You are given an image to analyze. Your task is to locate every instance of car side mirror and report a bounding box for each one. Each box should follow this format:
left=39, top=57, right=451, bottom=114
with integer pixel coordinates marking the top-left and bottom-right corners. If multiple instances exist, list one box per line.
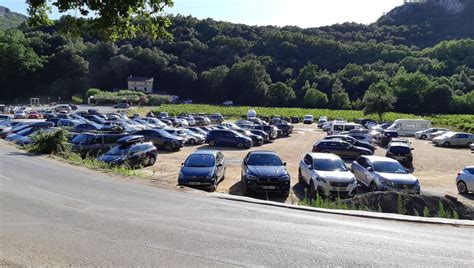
left=411, top=148, right=414, bottom=151
left=283, top=162, right=287, bottom=166
left=366, top=166, right=373, bottom=172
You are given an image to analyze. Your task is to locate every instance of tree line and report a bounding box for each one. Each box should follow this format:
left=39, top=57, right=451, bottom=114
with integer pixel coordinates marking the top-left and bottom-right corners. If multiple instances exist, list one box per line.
left=0, top=15, right=473, bottom=115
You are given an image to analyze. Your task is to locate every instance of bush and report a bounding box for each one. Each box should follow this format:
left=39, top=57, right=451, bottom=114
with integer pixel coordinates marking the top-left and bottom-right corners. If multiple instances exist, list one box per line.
left=86, top=88, right=102, bottom=97
left=71, top=95, right=83, bottom=104
left=138, top=95, right=149, bottom=106
left=148, top=94, right=172, bottom=106
left=28, top=129, right=71, bottom=155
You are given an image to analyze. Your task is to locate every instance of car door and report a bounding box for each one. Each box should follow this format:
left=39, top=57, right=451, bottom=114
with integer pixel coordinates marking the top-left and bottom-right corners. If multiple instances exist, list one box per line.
left=216, top=152, right=225, bottom=179
left=353, top=157, right=369, bottom=186
left=302, top=154, right=313, bottom=183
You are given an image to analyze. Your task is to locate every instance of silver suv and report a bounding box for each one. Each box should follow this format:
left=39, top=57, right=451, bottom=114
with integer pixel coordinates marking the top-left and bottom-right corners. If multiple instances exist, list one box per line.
left=432, top=132, right=473, bottom=147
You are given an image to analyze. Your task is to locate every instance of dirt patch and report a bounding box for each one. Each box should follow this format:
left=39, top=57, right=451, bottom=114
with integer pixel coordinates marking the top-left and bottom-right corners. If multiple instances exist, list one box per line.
left=342, top=192, right=474, bottom=220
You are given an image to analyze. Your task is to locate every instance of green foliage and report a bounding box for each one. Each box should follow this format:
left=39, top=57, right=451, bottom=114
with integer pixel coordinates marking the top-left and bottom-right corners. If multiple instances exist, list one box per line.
left=148, top=94, right=172, bottom=106
left=71, top=94, right=83, bottom=104
left=304, top=87, right=328, bottom=108
left=27, top=0, right=174, bottom=40
left=437, top=201, right=447, bottom=218
left=266, top=82, right=296, bottom=107
left=330, top=79, right=351, bottom=109
left=87, top=88, right=102, bottom=97
left=64, top=153, right=140, bottom=177
left=138, top=95, right=149, bottom=106
left=363, top=81, right=397, bottom=120
left=28, top=129, right=71, bottom=155
left=423, top=207, right=430, bottom=217
left=397, top=193, right=407, bottom=215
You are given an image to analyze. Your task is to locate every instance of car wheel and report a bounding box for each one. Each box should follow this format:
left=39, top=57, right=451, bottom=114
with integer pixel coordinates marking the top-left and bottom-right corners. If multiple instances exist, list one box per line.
left=209, top=140, right=215, bottom=147
left=308, top=181, right=316, bottom=200
left=370, top=182, right=378, bottom=192
left=457, top=181, right=468, bottom=194
left=163, top=142, right=173, bottom=151
left=298, top=169, right=305, bottom=185
left=420, top=135, right=427, bottom=140
left=467, top=142, right=472, bottom=148
left=189, top=138, right=196, bottom=145
left=443, top=141, right=450, bottom=147
left=147, top=156, right=156, bottom=166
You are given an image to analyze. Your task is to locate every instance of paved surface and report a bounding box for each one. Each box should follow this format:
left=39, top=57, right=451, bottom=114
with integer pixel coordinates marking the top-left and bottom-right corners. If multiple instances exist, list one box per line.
left=0, top=143, right=473, bottom=267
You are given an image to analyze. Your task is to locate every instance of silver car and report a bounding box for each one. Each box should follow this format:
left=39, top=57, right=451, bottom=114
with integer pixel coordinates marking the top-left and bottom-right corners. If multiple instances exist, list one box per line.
left=182, top=129, right=205, bottom=145
left=352, top=156, right=420, bottom=194
left=299, top=153, right=358, bottom=198
left=456, top=166, right=474, bottom=194
left=432, top=132, right=474, bottom=147
left=415, top=128, right=449, bottom=140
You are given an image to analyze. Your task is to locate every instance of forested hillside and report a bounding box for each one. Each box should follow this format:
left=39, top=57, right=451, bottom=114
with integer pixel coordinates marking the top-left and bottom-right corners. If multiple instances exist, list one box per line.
left=0, top=1, right=473, bottom=114
left=0, top=6, right=27, bottom=30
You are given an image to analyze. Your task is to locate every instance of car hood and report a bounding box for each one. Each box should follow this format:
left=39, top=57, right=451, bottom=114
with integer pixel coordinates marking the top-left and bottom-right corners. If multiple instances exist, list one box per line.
left=97, top=154, right=125, bottom=163
left=247, top=165, right=287, bottom=177
left=180, top=166, right=215, bottom=178
left=377, top=172, right=418, bottom=184
left=315, top=171, right=355, bottom=182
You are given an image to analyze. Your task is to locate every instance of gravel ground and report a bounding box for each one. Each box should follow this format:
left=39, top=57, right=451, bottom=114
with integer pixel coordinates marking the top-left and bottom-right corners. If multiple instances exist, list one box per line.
left=141, top=123, right=474, bottom=206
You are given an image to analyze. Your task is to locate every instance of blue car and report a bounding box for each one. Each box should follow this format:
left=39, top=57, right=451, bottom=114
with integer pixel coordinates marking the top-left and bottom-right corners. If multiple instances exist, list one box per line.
left=206, top=130, right=252, bottom=149
left=178, top=150, right=226, bottom=191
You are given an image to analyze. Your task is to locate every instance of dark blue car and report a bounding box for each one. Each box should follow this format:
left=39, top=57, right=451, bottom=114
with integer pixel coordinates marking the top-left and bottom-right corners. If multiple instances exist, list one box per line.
left=97, top=135, right=158, bottom=168
left=206, top=130, right=252, bottom=148
left=178, top=150, right=226, bottom=191
left=312, top=140, right=372, bottom=158
left=241, top=151, right=290, bottom=196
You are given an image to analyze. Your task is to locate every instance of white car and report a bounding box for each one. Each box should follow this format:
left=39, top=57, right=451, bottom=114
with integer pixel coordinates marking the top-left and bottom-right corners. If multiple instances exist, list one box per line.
left=303, top=115, right=314, bottom=124
left=415, top=128, right=449, bottom=140
left=299, top=153, right=358, bottom=198
left=456, top=166, right=474, bottom=194
left=14, top=111, right=27, bottom=119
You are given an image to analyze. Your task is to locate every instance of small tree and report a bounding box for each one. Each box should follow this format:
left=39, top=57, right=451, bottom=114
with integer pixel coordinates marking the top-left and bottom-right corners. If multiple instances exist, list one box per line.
left=86, top=88, right=102, bottom=97
left=266, top=82, right=296, bottom=107
left=71, top=95, right=83, bottom=104
left=330, top=79, right=351, bottom=109
left=362, top=81, right=397, bottom=120
left=304, top=87, right=328, bottom=108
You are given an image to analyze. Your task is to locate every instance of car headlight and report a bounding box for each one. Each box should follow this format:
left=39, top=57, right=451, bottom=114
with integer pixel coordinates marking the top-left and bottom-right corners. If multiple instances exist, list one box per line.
left=380, top=178, right=394, bottom=187
left=246, top=174, right=257, bottom=180
left=206, top=173, right=214, bottom=179
left=179, top=171, right=184, bottom=179
left=280, top=174, right=290, bottom=180
left=315, top=177, right=327, bottom=183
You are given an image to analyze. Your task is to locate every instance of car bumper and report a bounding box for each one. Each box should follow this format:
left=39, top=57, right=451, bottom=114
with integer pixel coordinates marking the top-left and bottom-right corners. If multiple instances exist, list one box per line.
left=178, top=178, right=215, bottom=188
left=317, top=182, right=358, bottom=197
left=244, top=179, right=290, bottom=193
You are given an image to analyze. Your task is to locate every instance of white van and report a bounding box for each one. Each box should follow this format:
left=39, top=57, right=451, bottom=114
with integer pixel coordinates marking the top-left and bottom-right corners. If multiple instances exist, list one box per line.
left=247, top=109, right=257, bottom=119
left=329, top=122, right=364, bottom=135
left=387, top=119, right=431, bottom=136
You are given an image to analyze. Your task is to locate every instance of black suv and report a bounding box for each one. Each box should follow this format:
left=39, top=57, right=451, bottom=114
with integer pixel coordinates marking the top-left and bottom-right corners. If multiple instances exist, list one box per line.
left=134, top=129, right=184, bottom=151
left=386, top=142, right=414, bottom=168
left=312, top=140, right=372, bottom=158
left=97, top=136, right=158, bottom=168
left=71, top=133, right=128, bottom=157
left=324, top=135, right=375, bottom=153
left=253, top=125, right=278, bottom=140
left=274, top=123, right=293, bottom=137
left=206, top=130, right=252, bottom=148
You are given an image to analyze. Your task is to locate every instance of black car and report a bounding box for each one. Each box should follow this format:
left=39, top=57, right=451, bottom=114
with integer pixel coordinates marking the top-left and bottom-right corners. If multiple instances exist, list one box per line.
left=84, top=115, right=107, bottom=124
left=73, top=123, right=101, bottom=133
left=253, top=125, right=278, bottom=140
left=114, top=103, right=130, bottom=109
left=377, top=130, right=399, bottom=147
left=324, top=135, right=375, bottom=153
left=97, top=135, right=157, bottom=168
left=312, top=140, right=372, bottom=158
left=45, top=118, right=61, bottom=127
left=208, top=113, right=224, bottom=124
left=241, top=151, right=290, bottom=196
left=71, top=133, right=128, bottom=157
left=206, top=129, right=252, bottom=148
left=386, top=142, right=414, bottom=168
left=274, top=123, right=293, bottom=137
left=290, top=117, right=300, bottom=124
left=178, top=150, right=226, bottom=191
left=250, top=129, right=270, bottom=143
left=234, top=129, right=264, bottom=146
left=248, top=117, right=267, bottom=126
left=134, top=129, right=184, bottom=151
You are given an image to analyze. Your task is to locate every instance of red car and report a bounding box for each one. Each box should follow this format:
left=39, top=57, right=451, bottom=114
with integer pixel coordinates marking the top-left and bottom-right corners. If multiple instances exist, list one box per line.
left=28, top=111, right=42, bottom=119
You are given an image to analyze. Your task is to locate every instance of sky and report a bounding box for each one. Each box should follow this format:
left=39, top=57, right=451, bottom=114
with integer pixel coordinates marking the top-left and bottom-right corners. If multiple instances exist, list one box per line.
left=3, top=0, right=404, bottom=28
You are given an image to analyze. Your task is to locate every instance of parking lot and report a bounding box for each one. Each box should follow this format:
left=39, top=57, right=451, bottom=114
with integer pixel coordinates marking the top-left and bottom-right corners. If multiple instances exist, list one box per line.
left=138, top=123, right=474, bottom=206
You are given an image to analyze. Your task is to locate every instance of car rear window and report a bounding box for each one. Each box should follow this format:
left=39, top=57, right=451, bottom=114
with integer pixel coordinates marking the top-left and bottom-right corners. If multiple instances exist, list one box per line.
left=465, top=168, right=474, bottom=175
left=389, top=146, right=411, bottom=154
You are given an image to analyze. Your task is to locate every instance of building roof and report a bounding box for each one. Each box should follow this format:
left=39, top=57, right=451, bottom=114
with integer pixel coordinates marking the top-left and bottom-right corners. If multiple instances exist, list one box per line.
left=127, top=76, right=154, bottom=82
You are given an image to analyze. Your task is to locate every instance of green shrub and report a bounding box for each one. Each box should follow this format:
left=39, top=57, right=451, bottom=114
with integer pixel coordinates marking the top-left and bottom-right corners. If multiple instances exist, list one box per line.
left=28, top=129, right=71, bottom=155
left=71, top=95, right=83, bottom=104
left=87, top=88, right=102, bottom=97
left=148, top=94, right=172, bottom=106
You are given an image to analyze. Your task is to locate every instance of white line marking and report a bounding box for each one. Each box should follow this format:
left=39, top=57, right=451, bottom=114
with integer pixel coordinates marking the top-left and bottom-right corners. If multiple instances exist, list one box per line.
left=0, top=174, right=13, bottom=181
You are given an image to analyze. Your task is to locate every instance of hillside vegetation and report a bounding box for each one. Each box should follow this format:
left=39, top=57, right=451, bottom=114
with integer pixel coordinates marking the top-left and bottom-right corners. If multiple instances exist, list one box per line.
left=0, top=2, right=473, bottom=116
left=0, top=6, right=26, bottom=30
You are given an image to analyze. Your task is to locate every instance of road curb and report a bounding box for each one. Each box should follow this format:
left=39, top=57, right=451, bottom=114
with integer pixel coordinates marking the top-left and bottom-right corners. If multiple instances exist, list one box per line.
left=212, top=193, right=474, bottom=227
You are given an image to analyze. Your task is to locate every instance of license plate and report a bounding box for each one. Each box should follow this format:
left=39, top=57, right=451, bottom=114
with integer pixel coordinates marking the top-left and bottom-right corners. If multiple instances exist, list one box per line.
left=188, top=182, right=201, bottom=186
left=262, top=186, right=276, bottom=190
left=395, top=157, right=405, bottom=160
left=332, top=187, right=346, bottom=191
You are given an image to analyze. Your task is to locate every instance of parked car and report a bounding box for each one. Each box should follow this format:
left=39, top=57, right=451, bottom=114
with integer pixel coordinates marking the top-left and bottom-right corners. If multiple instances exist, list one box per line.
left=134, top=129, right=185, bottom=151
left=84, top=115, right=107, bottom=124
left=352, top=156, right=420, bottom=194
left=324, top=135, right=375, bottom=153
left=253, top=125, right=278, bottom=140
left=241, top=151, right=290, bottom=196
left=249, top=129, right=270, bottom=143
left=274, top=123, right=293, bottom=137
left=16, top=127, right=61, bottom=145
left=386, top=119, right=431, bottom=136
left=317, top=116, right=328, bottom=128
left=178, top=150, right=226, bottom=191
left=206, top=129, right=252, bottom=148
left=72, top=123, right=102, bottom=133
left=194, top=116, right=211, bottom=126
left=27, top=111, right=42, bottom=119
left=312, top=140, right=372, bottom=158
left=182, top=129, right=206, bottom=145
left=471, top=143, right=474, bottom=152
left=329, top=123, right=364, bottom=136
left=432, top=132, right=474, bottom=147
left=223, top=101, right=234, bottom=106
left=415, top=128, right=449, bottom=140
left=0, top=115, right=11, bottom=122
left=234, top=129, right=264, bottom=146
left=248, top=117, right=267, bottom=126
left=208, top=113, right=224, bottom=124
left=71, top=133, right=129, bottom=157
left=97, top=135, right=157, bottom=168
left=14, top=110, right=27, bottom=119
left=301, top=115, right=313, bottom=124
left=456, top=166, right=474, bottom=194
left=5, top=127, right=37, bottom=143
left=386, top=142, right=414, bottom=168
left=299, top=153, right=358, bottom=198
left=376, top=130, right=399, bottom=147
left=290, top=117, right=300, bottom=124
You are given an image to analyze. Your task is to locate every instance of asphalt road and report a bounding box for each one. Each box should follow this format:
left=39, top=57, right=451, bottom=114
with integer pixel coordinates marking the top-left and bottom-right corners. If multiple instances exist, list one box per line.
left=0, top=143, right=473, bottom=267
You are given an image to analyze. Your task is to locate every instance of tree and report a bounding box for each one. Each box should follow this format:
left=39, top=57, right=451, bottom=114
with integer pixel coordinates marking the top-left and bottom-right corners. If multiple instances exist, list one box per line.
left=362, top=81, right=397, bottom=120
left=330, top=79, right=351, bottom=109
left=86, top=88, right=102, bottom=97
left=201, top=65, right=229, bottom=102
left=422, top=84, right=452, bottom=114
left=266, top=82, right=296, bottom=107
left=303, top=87, right=328, bottom=108
left=27, top=0, right=175, bottom=40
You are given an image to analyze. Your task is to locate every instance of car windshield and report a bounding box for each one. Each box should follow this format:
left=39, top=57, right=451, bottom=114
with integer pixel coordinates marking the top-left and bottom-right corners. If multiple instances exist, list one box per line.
left=389, top=146, right=411, bottom=154
left=185, top=154, right=215, bottom=167
left=247, top=154, right=283, bottom=166
left=106, top=145, right=131, bottom=156
left=314, top=159, right=348, bottom=172
left=373, top=161, right=407, bottom=174
left=17, top=127, right=33, bottom=136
